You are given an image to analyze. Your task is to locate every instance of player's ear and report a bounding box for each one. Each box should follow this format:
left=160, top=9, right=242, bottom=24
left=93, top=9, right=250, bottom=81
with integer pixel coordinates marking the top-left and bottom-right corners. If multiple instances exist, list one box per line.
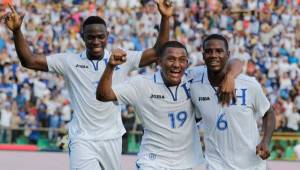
left=80, top=25, right=84, bottom=39
left=80, top=28, right=84, bottom=39
left=226, top=50, right=230, bottom=59
left=157, top=55, right=163, bottom=66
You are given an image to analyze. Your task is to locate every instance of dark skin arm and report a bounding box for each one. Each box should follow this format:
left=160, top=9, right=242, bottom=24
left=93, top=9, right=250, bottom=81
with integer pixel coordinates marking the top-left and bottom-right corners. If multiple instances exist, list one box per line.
left=218, top=58, right=243, bottom=105
left=96, top=49, right=126, bottom=102
left=256, top=107, right=275, bottom=160
left=96, top=65, right=117, bottom=102
left=2, top=3, right=48, bottom=71
left=138, top=0, right=173, bottom=67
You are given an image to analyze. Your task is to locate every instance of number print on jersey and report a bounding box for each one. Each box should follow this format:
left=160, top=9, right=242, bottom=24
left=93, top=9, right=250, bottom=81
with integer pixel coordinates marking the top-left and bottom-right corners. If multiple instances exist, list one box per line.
left=216, top=113, right=227, bottom=130
left=168, top=111, right=187, bottom=128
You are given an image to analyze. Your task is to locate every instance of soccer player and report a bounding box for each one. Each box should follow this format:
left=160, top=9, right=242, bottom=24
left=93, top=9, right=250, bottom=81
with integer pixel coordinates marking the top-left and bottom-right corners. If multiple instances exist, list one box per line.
left=1, top=1, right=173, bottom=170
left=190, top=34, right=275, bottom=170
left=96, top=41, right=243, bottom=169
left=97, top=41, right=204, bottom=169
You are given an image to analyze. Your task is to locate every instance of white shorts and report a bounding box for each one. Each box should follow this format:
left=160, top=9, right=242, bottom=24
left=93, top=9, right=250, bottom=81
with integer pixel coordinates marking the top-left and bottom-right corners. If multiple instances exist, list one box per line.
left=68, top=137, right=122, bottom=170
left=136, top=164, right=192, bottom=170
left=205, top=160, right=266, bottom=170
left=136, top=157, right=193, bottom=170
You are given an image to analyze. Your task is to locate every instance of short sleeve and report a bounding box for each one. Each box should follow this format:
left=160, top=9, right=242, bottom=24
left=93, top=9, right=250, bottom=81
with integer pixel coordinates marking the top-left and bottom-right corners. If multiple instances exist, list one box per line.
left=112, top=76, right=140, bottom=105
left=253, top=82, right=270, bottom=118
left=46, top=53, right=68, bottom=75
left=123, top=49, right=142, bottom=71
left=186, top=65, right=207, bottom=80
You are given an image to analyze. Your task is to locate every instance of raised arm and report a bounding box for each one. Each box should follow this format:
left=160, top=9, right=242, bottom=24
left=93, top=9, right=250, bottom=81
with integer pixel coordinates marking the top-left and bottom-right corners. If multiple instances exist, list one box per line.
left=2, top=3, right=48, bottom=71
left=96, top=49, right=127, bottom=102
left=218, top=58, right=243, bottom=105
left=138, top=0, right=173, bottom=67
left=256, top=107, right=275, bottom=160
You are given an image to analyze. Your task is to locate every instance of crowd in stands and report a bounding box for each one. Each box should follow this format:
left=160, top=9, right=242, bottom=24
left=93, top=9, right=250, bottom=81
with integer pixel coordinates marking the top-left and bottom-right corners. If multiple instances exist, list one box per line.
left=0, top=0, right=300, bottom=158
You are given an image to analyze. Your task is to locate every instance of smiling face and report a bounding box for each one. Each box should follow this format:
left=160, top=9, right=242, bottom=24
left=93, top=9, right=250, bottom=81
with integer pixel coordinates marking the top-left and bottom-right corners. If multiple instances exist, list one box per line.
left=83, top=23, right=108, bottom=59
left=159, top=47, right=188, bottom=86
left=203, top=39, right=229, bottom=73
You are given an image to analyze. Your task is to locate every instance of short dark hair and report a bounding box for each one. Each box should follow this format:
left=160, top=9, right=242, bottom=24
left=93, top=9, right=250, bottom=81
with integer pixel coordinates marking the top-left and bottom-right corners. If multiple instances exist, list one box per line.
left=202, top=34, right=229, bottom=50
left=82, top=16, right=107, bottom=30
left=158, top=41, right=188, bottom=58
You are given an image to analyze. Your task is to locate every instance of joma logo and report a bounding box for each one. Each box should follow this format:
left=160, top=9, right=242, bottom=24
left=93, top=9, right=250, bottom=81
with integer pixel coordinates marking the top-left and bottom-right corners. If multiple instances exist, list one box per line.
left=75, top=64, right=89, bottom=68
left=198, top=96, right=210, bottom=101
left=150, top=94, right=165, bottom=99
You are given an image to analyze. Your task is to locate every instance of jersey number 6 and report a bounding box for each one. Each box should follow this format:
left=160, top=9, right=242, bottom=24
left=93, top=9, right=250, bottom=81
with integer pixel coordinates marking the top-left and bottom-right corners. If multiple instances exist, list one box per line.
left=217, top=113, right=228, bottom=130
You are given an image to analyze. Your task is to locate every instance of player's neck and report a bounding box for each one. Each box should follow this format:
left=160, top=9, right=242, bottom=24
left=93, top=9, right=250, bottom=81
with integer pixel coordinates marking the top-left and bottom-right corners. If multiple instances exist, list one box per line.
left=160, top=71, right=180, bottom=87
left=207, top=70, right=225, bottom=87
left=86, top=52, right=104, bottom=60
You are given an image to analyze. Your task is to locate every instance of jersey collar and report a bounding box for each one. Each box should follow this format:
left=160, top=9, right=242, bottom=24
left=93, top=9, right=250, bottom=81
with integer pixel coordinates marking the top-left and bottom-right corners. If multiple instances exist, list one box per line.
left=79, top=49, right=110, bottom=61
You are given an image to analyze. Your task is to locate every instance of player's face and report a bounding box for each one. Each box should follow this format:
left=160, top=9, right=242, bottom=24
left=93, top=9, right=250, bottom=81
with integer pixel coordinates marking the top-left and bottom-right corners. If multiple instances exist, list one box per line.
left=159, top=47, right=188, bottom=86
left=203, top=39, right=229, bottom=73
left=83, top=24, right=108, bottom=59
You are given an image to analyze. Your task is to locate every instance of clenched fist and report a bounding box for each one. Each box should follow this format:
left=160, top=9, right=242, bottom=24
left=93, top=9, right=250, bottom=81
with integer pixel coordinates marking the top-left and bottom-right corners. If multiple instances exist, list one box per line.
left=108, top=49, right=127, bottom=67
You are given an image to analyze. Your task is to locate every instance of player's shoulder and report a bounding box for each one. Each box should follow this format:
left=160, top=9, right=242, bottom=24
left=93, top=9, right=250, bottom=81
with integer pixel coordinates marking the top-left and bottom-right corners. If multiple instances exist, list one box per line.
left=186, top=65, right=207, bottom=83
left=115, top=48, right=142, bottom=56
left=127, top=73, right=153, bottom=84
left=236, top=74, right=260, bottom=87
left=186, top=65, right=207, bottom=77
left=49, top=51, right=78, bottom=58
left=47, top=52, right=80, bottom=66
left=187, top=66, right=208, bottom=85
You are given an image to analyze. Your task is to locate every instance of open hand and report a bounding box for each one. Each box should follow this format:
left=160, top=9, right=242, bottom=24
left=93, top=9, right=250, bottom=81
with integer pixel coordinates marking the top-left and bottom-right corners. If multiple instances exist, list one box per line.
left=156, top=0, right=174, bottom=18
left=1, top=3, right=25, bottom=32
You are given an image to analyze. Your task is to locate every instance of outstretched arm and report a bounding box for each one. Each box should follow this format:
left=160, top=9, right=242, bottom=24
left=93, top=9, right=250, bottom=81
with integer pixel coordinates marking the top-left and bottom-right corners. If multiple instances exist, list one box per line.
left=139, top=0, right=173, bottom=67
left=96, top=49, right=127, bottom=102
left=256, top=107, right=275, bottom=160
left=2, top=3, right=48, bottom=71
left=218, top=58, right=243, bottom=105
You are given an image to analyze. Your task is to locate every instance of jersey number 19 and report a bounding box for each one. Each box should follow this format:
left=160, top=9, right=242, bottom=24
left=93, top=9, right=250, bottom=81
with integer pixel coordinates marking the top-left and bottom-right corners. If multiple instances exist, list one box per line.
left=168, top=111, right=187, bottom=129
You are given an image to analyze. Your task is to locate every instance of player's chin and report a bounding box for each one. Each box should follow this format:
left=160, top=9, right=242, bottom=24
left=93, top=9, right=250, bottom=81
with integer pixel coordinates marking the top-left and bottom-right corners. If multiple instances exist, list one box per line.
left=208, top=66, right=222, bottom=73
left=90, top=51, right=104, bottom=58
left=167, top=78, right=181, bottom=86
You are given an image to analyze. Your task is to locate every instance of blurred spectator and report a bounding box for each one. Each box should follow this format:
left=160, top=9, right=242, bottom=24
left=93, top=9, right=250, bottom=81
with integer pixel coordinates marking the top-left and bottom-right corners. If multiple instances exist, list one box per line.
left=294, top=141, right=300, bottom=161
left=285, top=106, right=300, bottom=132
left=0, top=102, right=12, bottom=143
left=48, top=108, right=63, bottom=140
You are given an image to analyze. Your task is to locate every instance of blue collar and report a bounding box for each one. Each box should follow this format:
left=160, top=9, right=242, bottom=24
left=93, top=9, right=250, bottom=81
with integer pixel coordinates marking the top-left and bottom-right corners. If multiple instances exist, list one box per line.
left=79, top=49, right=110, bottom=61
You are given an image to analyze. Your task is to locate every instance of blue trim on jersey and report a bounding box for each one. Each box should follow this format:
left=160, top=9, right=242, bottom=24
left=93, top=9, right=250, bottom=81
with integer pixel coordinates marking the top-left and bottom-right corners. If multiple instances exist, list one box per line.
left=154, top=74, right=156, bottom=83
left=201, top=72, right=205, bottom=83
left=90, top=60, right=99, bottom=71
left=192, top=72, right=206, bottom=83
left=136, top=161, right=140, bottom=170
left=79, top=51, right=87, bottom=60
left=103, top=58, right=120, bottom=70
left=68, top=139, right=71, bottom=156
left=166, top=85, right=179, bottom=101
left=103, top=58, right=108, bottom=65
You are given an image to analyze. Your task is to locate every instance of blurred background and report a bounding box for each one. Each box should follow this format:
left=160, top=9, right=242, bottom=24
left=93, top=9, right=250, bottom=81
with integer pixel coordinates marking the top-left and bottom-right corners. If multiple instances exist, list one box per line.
left=0, top=0, right=300, bottom=169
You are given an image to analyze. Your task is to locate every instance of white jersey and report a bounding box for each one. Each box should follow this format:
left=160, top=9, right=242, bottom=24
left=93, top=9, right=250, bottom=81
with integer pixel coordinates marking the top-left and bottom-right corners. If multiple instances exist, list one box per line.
left=190, top=70, right=270, bottom=170
left=112, top=71, right=204, bottom=169
left=46, top=49, right=142, bottom=140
